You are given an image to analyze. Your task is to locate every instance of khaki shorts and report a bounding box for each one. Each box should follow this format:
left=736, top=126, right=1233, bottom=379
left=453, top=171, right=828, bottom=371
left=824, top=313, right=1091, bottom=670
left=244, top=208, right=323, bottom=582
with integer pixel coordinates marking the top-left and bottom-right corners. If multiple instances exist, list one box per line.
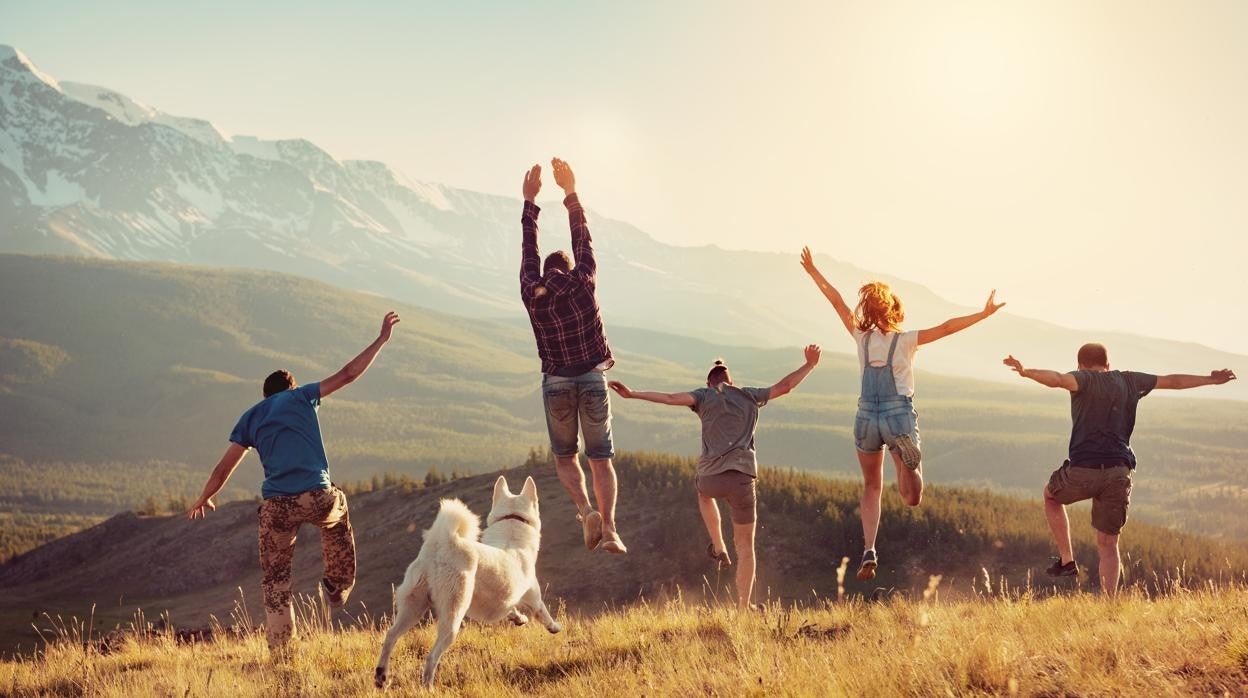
left=696, top=470, right=757, bottom=525
left=1046, top=462, right=1132, bottom=535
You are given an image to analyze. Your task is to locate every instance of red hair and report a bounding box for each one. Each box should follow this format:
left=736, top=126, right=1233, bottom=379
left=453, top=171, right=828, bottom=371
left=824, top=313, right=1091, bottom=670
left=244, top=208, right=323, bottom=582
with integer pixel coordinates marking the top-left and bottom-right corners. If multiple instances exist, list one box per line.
left=854, top=282, right=905, bottom=333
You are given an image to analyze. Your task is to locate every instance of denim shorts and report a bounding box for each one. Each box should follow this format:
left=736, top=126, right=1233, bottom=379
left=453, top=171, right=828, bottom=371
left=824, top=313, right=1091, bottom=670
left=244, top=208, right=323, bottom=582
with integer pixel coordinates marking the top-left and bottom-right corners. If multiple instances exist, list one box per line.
left=542, top=371, right=614, bottom=459
left=854, top=398, right=920, bottom=454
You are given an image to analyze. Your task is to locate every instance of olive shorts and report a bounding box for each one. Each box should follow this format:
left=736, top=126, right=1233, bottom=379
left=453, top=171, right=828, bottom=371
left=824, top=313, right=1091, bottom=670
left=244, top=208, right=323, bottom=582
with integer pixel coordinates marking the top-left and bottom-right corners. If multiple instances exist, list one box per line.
left=696, top=469, right=757, bottom=525
left=1046, top=462, right=1133, bottom=535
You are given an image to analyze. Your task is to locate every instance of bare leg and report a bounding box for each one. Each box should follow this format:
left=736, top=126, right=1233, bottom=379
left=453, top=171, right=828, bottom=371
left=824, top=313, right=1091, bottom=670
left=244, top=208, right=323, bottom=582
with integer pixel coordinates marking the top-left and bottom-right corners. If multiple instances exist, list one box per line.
left=1044, top=487, right=1074, bottom=564
left=1096, top=530, right=1121, bottom=596
left=587, top=458, right=619, bottom=533
left=732, top=520, right=756, bottom=610
left=857, top=450, right=885, bottom=550
left=554, top=454, right=592, bottom=516
left=891, top=450, right=923, bottom=507
left=698, top=493, right=728, bottom=558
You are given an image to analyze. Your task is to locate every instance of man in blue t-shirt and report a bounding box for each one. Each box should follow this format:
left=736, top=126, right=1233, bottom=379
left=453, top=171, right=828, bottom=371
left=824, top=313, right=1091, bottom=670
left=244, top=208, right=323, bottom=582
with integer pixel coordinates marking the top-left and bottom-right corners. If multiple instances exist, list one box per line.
left=1004, top=343, right=1235, bottom=596
left=188, top=311, right=401, bottom=652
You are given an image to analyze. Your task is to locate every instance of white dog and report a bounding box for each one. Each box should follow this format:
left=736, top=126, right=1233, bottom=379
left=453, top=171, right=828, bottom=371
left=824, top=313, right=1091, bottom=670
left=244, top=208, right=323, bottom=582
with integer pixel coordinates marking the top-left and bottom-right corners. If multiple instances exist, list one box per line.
left=374, top=475, right=561, bottom=688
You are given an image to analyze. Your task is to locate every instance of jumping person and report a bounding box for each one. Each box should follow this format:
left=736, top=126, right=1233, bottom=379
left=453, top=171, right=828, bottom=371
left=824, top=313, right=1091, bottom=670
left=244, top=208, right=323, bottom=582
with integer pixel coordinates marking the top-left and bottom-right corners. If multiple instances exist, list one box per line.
left=187, top=311, right=401, bottom=652
left=607, top=345, right=821, bottom=610
left=799, top=247, right=1004, bottom=581
left=1004, top=345, right=1236, bottom=595
left=520, top=159, right=626, bottom=554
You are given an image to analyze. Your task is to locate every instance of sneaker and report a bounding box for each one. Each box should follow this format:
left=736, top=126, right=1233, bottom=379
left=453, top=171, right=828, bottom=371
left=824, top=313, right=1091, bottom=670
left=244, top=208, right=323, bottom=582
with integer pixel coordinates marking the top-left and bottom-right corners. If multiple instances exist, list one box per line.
left=1045, top=558, right=1078, bottom=578
left=577, top=510, right=603, bottom=550
left=321, top=578, right=350, bottom=607
left=892, top=434, right=922, bottom=471
left=856, top=549, right=878, bottom=581
left=707, top=543, right=732, bottom=570
left=597, top=530, right=628, bottom=554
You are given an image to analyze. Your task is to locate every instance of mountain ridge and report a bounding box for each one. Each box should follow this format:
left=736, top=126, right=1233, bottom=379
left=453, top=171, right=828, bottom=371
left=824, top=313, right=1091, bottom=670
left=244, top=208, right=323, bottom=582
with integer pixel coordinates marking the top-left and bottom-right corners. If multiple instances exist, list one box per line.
left=2, top=44, right=1244, bottom=396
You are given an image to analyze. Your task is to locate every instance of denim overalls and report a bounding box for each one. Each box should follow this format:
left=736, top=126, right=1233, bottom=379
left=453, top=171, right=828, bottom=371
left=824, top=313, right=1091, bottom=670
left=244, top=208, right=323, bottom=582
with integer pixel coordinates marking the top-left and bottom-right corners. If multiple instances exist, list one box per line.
left=853, top=331, right=920, bottom=454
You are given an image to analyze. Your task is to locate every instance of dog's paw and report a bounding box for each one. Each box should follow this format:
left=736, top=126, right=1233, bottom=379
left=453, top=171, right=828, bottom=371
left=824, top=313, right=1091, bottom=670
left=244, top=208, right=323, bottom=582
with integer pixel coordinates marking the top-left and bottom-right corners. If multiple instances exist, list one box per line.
left=546, top=621, right=562, bottom=634
left=509, top=612, right=530, bottom=627
left=374, top=667, right=388, bottom=689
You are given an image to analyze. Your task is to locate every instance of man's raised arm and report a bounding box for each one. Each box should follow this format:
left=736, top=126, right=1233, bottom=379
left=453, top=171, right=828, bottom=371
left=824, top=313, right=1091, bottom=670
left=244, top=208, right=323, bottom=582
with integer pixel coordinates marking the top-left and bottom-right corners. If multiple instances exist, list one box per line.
left=552, top=158, right=596, bottom=281
left=608, top=381, right=696, bottom=407
left=520, top=164, right=544, bottom=300
left=1003, top=355, right=1079, bottom=391
left=319, top=312, right=401, bottom=398
left=769, top=344, right=822, bottom=400
left=1155, top=369, right=1237, bottom=390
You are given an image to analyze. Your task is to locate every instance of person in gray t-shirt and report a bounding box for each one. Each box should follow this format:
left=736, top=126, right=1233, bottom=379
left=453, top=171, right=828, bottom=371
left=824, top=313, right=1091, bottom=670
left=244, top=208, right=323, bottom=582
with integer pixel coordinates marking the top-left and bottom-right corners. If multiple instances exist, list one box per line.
left=609, top=344, right=821, bottom=610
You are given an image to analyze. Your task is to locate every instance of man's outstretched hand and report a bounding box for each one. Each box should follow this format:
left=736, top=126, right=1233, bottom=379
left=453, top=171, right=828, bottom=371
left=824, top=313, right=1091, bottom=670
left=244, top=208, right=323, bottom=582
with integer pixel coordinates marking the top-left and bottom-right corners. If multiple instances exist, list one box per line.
left=1211, top=369, right=1238, bottom=384
left=1003, top=355, right=1025, bottom=375
left=523, top=164, right=542, bottom=203
left=607, top=380, right=632, bottom=399
left=552, top=158, right=576, bottom=196
left=379, top=311, right=401, bottom=342
left=804, top=344, right=822, bottom=366
left=186, top=497, right=215, bottom=520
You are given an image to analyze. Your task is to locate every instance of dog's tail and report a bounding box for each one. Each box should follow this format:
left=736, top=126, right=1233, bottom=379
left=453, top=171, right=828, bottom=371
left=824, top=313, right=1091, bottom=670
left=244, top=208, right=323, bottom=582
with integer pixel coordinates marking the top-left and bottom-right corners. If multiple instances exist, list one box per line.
left=423, top=498, right=481, bottom=548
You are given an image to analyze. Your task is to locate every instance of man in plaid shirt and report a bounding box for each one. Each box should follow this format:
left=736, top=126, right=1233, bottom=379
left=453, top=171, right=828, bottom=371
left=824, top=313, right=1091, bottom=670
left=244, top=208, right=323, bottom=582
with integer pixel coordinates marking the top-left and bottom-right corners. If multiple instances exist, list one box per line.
left=519, top=158, right=626, bottom=554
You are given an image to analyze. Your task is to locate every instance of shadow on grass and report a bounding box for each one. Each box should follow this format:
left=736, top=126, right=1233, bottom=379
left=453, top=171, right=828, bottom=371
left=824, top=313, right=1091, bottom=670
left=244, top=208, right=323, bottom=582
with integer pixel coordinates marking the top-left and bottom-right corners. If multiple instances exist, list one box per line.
left=505, top=643, right=646, bottom=689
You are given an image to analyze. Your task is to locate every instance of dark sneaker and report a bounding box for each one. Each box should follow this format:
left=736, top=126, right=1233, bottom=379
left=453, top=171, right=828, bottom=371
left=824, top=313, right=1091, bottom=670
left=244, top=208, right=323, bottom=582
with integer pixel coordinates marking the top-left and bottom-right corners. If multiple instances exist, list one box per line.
left=892, top=434, right=922, bottom=471
left=856, top=549, right=878, bottom=581
left=707, top=543, right=732, bottom=570
left=1045, top=558, right=1078, bottom=578
left=321, top=578, right=350, bottom=607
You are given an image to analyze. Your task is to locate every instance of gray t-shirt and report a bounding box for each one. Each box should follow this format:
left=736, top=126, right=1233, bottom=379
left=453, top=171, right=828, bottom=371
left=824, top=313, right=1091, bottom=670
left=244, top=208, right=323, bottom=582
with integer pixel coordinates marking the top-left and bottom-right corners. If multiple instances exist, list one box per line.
left=689, top=384, right=771, bottom=478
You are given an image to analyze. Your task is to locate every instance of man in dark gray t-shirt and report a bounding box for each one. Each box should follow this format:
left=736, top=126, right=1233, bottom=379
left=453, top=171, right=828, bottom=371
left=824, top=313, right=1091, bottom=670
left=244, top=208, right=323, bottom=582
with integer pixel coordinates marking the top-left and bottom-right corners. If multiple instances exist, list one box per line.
left=609, top=344, right=821, bottom=611
left=1005, top=342, right=1235, bottom=596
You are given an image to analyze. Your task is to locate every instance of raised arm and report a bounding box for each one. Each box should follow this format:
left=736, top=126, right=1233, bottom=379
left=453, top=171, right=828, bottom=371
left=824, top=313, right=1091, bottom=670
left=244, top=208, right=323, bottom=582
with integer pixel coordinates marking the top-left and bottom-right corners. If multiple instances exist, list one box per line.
left=553, top=158, right=596, bottom=281
left=520, top=164, right=545, bottom=300
left=800, top=247, right=854, bottom=337
left=319, top=311, right=401, bottom=398
left=769, top=344, right=822, bottom=400
left=917, top=290, right=1005, bottom=345
left=1003, top=355, right=1078, bottom=391
left=1155, top=369, right=1236, bottom=390
left=608, top=380, right=696, bottom=407
left=187, top=442, right=248, bottom=519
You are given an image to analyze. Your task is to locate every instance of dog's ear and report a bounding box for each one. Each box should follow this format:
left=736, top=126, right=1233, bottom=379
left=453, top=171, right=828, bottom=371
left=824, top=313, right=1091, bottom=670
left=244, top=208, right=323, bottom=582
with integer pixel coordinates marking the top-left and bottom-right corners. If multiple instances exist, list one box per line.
left=520, top=476, right=538, bottom=502
left=493, top=475, right=511, bottom=502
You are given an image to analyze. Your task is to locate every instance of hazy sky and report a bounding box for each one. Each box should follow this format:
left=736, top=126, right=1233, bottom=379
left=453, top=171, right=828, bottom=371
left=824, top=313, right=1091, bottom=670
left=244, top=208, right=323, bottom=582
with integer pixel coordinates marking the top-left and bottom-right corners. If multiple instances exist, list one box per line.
left=4, top=1, right=1246, bottom=353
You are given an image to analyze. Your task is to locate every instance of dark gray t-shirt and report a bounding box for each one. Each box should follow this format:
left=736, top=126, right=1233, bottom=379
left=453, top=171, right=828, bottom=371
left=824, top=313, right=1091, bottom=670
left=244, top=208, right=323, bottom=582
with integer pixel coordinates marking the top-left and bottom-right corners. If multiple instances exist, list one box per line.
left=689, top=384, right=770, bottom=477
left=1068, top=370, right=1157, bottom=468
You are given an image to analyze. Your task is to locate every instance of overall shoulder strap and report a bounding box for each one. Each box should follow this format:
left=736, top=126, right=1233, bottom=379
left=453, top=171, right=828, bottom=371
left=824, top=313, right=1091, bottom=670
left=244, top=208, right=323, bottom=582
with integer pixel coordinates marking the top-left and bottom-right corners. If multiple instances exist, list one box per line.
left=861, top=329, right=873, bottom=364
left=885, top=332, right=902, bottom=367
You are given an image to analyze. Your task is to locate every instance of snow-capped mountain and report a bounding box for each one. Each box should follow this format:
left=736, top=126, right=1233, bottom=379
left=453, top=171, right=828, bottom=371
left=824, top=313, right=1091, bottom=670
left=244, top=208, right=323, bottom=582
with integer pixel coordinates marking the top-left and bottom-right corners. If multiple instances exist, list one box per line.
left=2, top=45, right=1244, bottom=394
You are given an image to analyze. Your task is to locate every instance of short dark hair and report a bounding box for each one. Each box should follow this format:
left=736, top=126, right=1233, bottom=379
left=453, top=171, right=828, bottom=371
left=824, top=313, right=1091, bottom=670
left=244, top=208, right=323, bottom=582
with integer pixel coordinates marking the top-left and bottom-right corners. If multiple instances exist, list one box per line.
left=707, top=359, right=730, bottom=387
left=263, top=369, right=295, bottom=397
left=1077, top=343, right=1109, bottom=369
left=544, top=251, right=573, bottom=276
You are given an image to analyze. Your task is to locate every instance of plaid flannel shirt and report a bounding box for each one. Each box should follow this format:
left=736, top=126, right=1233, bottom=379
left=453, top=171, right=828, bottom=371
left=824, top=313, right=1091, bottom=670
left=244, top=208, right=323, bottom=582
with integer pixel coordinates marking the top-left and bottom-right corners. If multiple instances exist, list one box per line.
left=520, top=193, right=613, bottom=375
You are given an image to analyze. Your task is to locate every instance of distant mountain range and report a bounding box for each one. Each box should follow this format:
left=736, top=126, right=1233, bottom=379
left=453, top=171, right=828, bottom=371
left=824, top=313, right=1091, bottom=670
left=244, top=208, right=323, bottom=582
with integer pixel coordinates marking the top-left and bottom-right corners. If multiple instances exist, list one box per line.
left=1, top=45, right=1244, bottom=396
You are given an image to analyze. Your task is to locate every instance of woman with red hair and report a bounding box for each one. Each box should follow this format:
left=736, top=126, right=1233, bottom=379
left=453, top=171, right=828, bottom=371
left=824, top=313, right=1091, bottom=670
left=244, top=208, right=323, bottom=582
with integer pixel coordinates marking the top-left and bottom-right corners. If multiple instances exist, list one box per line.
left=800, top=247, right=1005, bottom=581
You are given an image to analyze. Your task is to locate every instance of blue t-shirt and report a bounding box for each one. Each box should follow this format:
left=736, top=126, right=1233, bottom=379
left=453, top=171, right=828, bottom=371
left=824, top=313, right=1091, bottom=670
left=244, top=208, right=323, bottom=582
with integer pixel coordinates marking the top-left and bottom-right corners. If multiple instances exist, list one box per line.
left=230, top=382, right=332, bottom=499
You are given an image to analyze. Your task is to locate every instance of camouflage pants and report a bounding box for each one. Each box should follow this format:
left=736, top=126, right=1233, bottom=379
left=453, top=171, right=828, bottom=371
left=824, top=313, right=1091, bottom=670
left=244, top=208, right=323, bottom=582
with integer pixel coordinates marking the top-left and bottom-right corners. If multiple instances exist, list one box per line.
left=258, top=486, right=356, bottom=651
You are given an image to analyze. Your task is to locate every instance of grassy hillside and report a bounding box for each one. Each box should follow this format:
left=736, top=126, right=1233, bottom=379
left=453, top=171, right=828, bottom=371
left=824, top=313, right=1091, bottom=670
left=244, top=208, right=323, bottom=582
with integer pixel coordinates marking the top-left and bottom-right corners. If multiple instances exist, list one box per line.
left=3, top=453, right=1246, bottom=656
left=6, top=588, right=1248, bottom=696
left=0, top=253, right=1245, bottom=549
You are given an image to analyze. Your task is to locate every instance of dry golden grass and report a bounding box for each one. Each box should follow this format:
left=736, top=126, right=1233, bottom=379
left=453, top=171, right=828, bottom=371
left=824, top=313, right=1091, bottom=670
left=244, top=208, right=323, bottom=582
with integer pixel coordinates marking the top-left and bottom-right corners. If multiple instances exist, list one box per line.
left=5, top=584, right=1248, bottom=697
